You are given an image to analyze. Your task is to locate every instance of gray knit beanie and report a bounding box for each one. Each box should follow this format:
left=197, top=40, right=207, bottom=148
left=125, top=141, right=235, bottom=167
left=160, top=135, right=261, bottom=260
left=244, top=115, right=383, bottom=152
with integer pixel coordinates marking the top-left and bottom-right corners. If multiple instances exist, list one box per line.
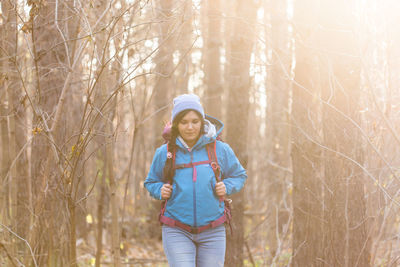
left=171, top=94, right=205, bottom=122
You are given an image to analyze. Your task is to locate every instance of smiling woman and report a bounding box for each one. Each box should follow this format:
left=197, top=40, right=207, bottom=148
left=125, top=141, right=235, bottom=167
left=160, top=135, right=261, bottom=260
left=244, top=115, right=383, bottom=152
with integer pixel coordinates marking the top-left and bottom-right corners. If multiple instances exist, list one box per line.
left=177, top=111, right=202, bottom=148
left=170, top=94, right=206, bottom=149
left=144, top=94, right=247, bottom=267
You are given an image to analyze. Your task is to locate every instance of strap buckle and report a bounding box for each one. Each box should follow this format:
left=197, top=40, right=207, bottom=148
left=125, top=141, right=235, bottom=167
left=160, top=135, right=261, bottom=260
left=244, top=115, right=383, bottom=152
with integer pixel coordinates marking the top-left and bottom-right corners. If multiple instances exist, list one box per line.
left=191, top=226, right=200, bottom=234
left=210, top=162, right=219, bottom=171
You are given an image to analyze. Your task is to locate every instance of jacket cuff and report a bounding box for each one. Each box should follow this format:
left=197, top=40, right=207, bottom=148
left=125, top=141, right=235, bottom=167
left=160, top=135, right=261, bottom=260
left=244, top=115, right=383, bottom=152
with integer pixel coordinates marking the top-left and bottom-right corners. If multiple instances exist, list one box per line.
left=224, top=181, right=232, bottom=196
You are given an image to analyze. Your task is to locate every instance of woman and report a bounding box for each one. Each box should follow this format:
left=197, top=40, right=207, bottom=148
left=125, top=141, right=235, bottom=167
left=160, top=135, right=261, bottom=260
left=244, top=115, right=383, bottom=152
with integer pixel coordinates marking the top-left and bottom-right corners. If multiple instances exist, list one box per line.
left=144, top=94, right=247, bottom=267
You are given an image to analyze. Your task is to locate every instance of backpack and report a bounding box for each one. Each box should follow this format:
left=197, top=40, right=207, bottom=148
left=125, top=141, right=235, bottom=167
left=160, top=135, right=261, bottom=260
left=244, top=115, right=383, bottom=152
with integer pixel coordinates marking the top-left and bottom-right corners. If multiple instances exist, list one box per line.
left=159, top=139, right=233, bottom=234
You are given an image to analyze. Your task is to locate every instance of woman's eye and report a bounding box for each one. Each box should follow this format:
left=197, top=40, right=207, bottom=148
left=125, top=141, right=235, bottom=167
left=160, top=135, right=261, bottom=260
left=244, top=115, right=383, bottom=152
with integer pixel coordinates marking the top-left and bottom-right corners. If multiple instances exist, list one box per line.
left=179, top=119, right=200, bottom=127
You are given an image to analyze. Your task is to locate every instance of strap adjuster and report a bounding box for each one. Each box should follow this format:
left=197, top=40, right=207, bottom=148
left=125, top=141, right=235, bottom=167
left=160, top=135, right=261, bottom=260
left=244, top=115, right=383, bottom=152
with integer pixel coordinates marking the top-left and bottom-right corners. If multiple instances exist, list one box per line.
left=210, top=162, right=219, bottom=170
left=191, top=226, right=200, bottom=234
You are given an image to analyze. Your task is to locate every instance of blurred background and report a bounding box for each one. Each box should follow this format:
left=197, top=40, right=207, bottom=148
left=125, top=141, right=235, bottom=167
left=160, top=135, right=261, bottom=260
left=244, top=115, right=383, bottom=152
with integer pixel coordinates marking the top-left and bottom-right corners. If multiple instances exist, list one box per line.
left=1, top=0, right=399, bottom=266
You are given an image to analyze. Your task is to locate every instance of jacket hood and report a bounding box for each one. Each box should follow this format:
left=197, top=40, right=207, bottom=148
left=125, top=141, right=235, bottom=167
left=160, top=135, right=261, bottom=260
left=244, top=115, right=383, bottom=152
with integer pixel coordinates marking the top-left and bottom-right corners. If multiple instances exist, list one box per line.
left=204, top=114, right=223, bottom=138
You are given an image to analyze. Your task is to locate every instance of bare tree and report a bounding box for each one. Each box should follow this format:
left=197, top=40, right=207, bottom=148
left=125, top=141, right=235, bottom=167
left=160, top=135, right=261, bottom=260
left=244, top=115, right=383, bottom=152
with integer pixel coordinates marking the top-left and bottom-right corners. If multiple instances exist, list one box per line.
left=265, top=0, right=292, bottom=261
left=225, top=1, right=257, bottom=266
left=28, top=0, right=71, bottom=264
left=147, top=0, right=176, bottom=239
left=2, top=2, right=32, bottom=262
left=89, top=1, right=123, bottom=265
left=319, top=1, right=370, bottom=265
left=203, top=0, right=223, bottom=118
left=175, top=0, right=193, bottom=94
left=0, top=0, right=14, bottom=228
left=291, top=0, right=324, bottom=265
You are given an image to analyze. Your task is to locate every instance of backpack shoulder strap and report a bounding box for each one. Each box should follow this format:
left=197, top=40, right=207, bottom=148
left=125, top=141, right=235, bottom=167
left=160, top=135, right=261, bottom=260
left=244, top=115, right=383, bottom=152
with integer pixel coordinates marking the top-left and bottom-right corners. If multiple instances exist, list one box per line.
left=166, top=143, right=175, bottom=162
left=164, top=143, right=176, bottom=184
left=207, top=140, right=221, bottom=182
left=160, top=143, right=175, bottom=217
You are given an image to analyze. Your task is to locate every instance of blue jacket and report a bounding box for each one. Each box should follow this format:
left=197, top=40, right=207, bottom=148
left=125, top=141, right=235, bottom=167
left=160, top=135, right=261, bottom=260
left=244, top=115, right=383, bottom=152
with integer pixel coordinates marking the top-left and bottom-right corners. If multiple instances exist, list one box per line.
left=144, top=116, right=247, bottom=227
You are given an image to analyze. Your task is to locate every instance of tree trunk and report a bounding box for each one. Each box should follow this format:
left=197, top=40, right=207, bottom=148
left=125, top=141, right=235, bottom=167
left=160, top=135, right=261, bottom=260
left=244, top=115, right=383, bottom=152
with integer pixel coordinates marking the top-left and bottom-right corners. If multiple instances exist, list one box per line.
left=265, top=0, right=292, bottom=261
left=0, top=51, right=11, bottom=263
left=29, top=0, right=68, bottom=264
left=319, top=1, right=370, bottom=266
left=2, top=1, right=31, bottom=261
left=153, top=0, right=175, bottom=131
left=386, top=0, right=400, bottom=120
left=291, top=0, right=324, bottom=265
left=68, top=197, right=78, bottom=267
left=89, top=0, right=123, bottom=265
left=225, top=1, right=257, bottom=266
left=175, top=0, right=193, bottom=95
left=203, top=0, right=223, bottom=118
left=95, top=155, right=107, bottom=267
left=65, top=0, right=88, bottom=243
left=0, top=3, right=12, bottom=225
left=148, top=0, right=175, bottom=239
left=106, top=97, right=121, bottom=267
left=222, top=0, right=235, bottom=123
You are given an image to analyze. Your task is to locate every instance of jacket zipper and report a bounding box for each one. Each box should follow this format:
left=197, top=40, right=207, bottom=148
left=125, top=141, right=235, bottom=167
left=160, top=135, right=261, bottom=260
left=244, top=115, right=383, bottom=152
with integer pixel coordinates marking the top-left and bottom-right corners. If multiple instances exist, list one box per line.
left=189, top=148, right=197, bottom=227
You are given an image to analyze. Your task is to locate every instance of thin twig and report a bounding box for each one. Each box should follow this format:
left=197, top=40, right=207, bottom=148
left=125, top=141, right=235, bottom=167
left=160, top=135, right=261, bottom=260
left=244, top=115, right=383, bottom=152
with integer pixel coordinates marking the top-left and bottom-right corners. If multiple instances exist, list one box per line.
left=245, top=241, right=256, bottom=267
left=0, top=242, right=18, bottom=267
left=0, top=223, right=38, bottom=267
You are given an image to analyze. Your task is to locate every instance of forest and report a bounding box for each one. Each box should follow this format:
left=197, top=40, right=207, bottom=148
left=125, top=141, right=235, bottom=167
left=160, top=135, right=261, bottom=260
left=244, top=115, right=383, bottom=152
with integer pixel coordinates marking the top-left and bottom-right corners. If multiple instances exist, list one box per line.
left=1, top=0, right=400, bottom=266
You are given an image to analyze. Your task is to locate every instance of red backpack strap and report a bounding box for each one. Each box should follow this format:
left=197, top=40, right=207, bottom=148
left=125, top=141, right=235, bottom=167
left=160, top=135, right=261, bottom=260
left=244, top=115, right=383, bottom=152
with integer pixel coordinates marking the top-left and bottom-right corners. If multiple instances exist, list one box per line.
left=165, top=143, right=176, bottom=183
left=207, top=141, right=221, bottom=182
left=207, top=141, right=224, bottom=203
left=207, top=141, right=234, bottom=234
left=160, top=143, right=175, bottom=219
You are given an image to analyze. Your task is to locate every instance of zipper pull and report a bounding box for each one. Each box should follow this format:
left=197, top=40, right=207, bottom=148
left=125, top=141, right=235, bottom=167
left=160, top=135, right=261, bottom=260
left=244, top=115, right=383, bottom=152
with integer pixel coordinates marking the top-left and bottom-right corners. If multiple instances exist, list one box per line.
left=193, top=166, right=197, bottom=182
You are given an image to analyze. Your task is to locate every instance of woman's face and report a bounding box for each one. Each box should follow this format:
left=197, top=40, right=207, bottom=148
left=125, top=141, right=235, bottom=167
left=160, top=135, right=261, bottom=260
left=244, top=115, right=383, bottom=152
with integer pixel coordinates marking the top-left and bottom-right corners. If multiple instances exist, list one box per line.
left=178, top=111, right=202, bottom=147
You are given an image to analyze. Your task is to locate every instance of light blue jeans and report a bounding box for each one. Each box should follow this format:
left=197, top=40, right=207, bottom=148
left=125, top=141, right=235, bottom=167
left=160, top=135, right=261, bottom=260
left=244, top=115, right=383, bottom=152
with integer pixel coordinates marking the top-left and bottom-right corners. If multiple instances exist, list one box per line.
left=162, top=224, right=226, bottom=267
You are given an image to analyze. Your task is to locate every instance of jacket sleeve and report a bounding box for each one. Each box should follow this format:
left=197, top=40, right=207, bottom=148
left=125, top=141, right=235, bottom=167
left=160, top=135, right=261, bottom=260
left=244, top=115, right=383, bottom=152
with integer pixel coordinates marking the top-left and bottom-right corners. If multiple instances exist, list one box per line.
left=144, top=146, right=166, bottom=200
left=219, top=142, right=247, bottom=196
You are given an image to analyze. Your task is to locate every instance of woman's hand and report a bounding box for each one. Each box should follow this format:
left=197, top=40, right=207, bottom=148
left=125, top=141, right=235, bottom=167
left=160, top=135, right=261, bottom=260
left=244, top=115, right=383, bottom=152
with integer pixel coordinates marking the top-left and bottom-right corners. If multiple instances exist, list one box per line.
left=161, top=183, right=173, bottom=200
left=215, top=182, right=226, bottom=197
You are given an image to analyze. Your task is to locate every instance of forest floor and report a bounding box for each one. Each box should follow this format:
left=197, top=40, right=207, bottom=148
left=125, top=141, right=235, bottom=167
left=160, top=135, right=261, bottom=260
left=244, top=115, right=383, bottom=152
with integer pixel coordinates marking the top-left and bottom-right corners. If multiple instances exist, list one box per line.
left=76, top=236, right=291, bottom=266
left=77, top=237, right=167, bottom=266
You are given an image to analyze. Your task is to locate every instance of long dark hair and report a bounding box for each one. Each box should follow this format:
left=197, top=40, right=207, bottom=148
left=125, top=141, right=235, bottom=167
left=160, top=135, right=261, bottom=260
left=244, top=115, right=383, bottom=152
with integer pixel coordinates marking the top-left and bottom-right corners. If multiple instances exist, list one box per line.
left=163, top=109, right=205, bottom=182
